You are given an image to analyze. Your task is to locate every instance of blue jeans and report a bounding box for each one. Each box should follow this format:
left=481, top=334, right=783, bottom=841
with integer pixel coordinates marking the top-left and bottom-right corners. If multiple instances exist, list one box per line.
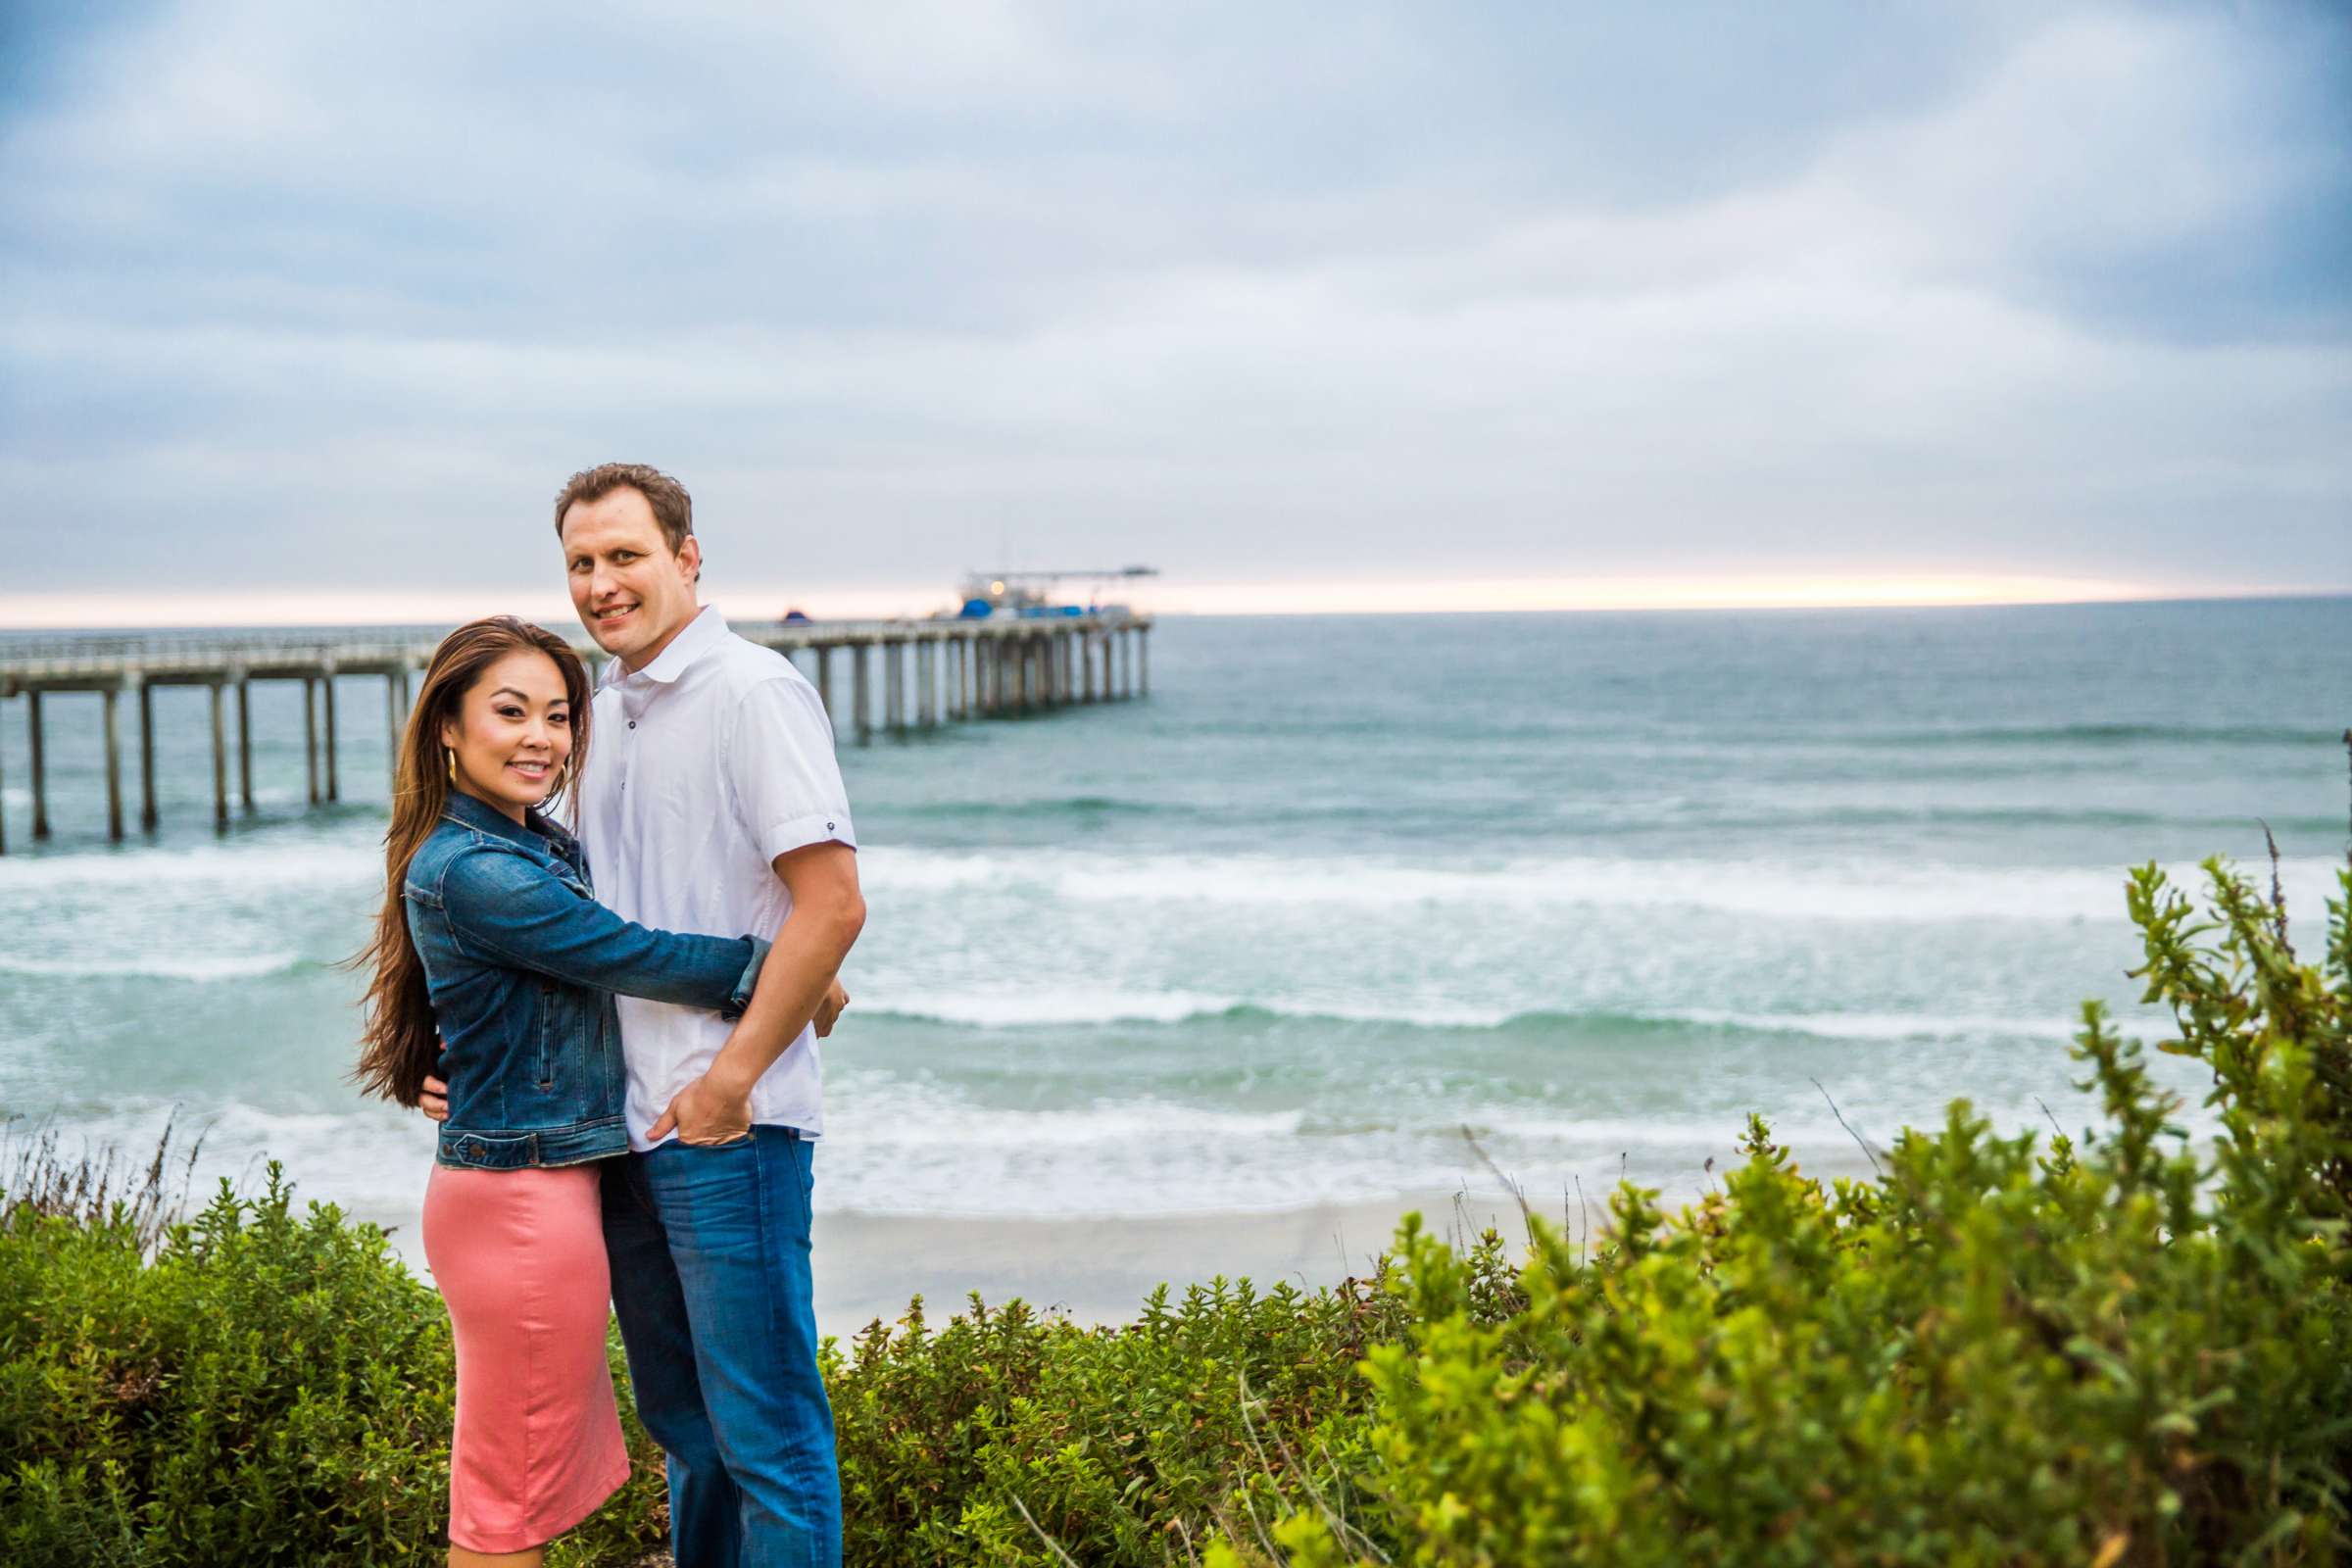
left=603, top=1128, right=841, bottom=1568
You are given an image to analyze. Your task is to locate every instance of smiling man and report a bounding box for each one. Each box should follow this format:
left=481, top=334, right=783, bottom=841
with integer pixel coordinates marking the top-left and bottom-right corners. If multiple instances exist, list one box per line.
left=425, top=462, right=861, bottom=1567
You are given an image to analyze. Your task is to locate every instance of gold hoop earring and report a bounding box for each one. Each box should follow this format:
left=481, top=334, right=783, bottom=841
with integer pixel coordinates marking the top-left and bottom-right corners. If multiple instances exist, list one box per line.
left=446, top=750, right=457, bottom=786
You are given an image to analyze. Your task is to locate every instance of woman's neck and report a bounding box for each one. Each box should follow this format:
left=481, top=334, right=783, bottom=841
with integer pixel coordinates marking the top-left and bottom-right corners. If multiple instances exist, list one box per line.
left=452, top=781, right=528, bottom=827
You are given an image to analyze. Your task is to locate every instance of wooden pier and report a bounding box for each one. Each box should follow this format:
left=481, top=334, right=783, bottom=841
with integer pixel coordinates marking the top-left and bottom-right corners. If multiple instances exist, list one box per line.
left=0, top=613, right=1152, bottom=851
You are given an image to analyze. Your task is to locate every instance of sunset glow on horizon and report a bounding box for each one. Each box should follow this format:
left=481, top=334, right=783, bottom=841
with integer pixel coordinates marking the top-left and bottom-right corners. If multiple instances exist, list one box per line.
left=0, top=573, right=2299, bottom=631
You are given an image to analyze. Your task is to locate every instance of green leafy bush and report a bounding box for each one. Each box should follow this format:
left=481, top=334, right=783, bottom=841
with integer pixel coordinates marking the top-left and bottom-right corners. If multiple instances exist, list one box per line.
left=827, top=1271, right=1404, bottom=1565
left=0, top=1163, right=671, bottom=1567
left=1216, top=858, right=2352, bottom=1567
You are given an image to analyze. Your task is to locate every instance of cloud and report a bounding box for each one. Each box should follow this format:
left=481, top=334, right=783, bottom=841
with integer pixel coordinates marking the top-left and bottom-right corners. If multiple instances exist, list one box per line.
left=1, top=0, right=2346, bottom=612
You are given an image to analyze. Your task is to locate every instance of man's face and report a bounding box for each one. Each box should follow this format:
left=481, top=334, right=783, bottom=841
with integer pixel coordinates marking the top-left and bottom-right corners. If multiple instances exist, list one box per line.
left=560, top=486, right=703, bottom=667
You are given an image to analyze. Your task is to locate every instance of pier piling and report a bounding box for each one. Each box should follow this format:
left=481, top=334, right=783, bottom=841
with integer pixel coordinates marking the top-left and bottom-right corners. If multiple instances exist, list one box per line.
left=236, top=678, right=254, bottom=813
left=322, top=674, right=340, bottom=803
left=102, top=686, right=124, bottom=842
left=853, top=645, right=872, bottom=747
left=210, top=683, right=228, bottom=831
left=303, top=678, right=319, bottom=805
left=137, top=680, right=158, bottom=833
left=815, top=646, right=834, bottom=722
left=384, top=673, right=401, bottom=789
left=28, top=692, right=50, bottom=840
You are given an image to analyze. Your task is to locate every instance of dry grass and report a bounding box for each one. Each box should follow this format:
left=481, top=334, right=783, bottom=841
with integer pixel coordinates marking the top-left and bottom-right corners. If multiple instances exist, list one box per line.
left=1, top=1113, right=210, bottom=1253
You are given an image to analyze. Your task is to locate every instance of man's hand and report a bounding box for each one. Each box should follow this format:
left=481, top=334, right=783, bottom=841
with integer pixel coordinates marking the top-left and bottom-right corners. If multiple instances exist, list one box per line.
left=420, top=1073, right=450, bottom=1122
left=647, top=1069, right=755, bottom=1146
left=813, top=977, right=850, bottom=1039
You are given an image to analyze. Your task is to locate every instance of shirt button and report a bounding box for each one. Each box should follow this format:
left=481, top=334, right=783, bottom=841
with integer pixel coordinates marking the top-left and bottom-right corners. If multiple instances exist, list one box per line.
left=628, top=720, right=637, bottom=729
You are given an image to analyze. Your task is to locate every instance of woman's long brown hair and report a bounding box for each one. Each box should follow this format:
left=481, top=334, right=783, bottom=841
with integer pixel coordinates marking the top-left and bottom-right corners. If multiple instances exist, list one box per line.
left=351, top=616, right=594, bottom=1106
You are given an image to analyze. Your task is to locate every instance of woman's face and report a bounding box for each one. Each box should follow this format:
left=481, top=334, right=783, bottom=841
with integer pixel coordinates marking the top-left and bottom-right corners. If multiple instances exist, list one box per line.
left=438, top=650, right=574, bottom=823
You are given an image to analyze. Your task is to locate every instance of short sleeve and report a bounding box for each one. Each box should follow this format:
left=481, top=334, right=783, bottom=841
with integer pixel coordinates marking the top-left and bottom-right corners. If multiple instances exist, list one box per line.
left=725, top=674, right=858, bottom=864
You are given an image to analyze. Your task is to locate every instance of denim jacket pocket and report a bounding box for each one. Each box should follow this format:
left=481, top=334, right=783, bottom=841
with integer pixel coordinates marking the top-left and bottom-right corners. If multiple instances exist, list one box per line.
left=534, top=978, right=558, bottom=1089
left=438, top=1128, right=541, bottom=1169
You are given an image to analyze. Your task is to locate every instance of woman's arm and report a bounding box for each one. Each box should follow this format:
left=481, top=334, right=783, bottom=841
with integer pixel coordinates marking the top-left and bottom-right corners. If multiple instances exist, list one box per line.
left=433, top=846, right=762, bottom=1011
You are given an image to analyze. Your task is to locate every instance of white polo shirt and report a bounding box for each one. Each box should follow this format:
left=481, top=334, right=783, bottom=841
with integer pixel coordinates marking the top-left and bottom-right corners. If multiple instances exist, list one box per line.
left=577, top=605, right=858, bottom=1150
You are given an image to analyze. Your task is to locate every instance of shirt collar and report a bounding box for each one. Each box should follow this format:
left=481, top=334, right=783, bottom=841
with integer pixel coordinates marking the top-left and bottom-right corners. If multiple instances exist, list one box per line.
left=602, top=604, right=727, bottom=690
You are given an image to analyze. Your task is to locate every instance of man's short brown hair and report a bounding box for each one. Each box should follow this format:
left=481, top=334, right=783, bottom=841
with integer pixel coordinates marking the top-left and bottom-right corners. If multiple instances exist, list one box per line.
left=552, top=462, right=695, bottom=556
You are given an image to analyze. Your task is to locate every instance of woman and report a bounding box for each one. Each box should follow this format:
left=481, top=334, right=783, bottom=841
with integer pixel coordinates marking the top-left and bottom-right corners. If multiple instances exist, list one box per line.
left=353, top=615, right=767, bottom=1568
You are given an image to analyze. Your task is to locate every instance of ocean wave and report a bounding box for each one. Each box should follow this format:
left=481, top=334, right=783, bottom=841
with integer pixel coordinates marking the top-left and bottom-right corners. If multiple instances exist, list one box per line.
left=1879, top=722, right=2328, bottom=749
left=0, top=839, right=381, bottom=894
left=1687, top=805, right=2343, bottom=835
left=13, top=1078, right=2200, bottom=1230
left=882, top=796, right=1166, bottom=821
left=0, top=951, right=304, bottom=982
left=859, top=986, right=1249, bottom=1028
left=858, top=846, right=2345, bottom=926
left=856, top=990, right=2084, bottom=1044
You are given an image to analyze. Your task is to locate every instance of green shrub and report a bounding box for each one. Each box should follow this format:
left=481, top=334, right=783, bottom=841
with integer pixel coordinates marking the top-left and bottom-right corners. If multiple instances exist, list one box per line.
left=0, top=1165, right=671, bottom=1567
left=828, top=1270, right=1408, bottom=1565
left=1218, top=858, right=2352, bottom=1567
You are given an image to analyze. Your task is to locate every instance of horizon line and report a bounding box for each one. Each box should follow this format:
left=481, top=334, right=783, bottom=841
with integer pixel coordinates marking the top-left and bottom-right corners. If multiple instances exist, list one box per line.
left=0, top=574, right=2336, bottom=631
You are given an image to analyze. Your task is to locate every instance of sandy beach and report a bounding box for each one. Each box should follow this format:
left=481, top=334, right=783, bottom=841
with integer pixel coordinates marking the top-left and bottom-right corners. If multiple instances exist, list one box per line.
left=808, top=1187, right=1535, bottom=1338
left=353, top=1144, right=1883, bottom=1338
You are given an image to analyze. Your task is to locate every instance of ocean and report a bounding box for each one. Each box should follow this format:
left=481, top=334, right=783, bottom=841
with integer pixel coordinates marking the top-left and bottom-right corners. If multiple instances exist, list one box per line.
left=4, top=598, right=2348, bottom=1259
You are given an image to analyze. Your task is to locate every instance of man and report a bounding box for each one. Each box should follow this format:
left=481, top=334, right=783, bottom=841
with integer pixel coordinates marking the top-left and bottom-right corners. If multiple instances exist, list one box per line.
left=423, top=461, right=860, bottom=1567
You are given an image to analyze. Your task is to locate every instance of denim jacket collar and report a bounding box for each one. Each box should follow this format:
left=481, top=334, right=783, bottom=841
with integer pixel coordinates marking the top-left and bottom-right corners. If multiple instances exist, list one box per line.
left=439, top=789, right=585, bottom=873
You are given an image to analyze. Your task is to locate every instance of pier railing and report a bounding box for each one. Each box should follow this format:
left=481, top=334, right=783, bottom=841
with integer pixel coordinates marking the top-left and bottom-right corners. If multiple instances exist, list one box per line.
left=0, top=613, right=1152, bottom=851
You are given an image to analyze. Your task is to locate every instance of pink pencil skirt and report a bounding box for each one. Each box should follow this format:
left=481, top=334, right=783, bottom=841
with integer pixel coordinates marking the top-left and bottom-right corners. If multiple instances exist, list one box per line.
left=421, top=1160, right=631, bottom=1554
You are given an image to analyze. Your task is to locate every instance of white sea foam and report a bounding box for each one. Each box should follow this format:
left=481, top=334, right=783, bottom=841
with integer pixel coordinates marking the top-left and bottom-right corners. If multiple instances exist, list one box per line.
left=857, top=986, right=2096, bottom=1043
left=858, top=986, right=1247, bottom=1028
left=0, top=838, right=380, bottom=894
left=0, top=951, right=300, bottom=982
left=860, top=846, right=2344, bottom=927
left=1658, top=1007, right=2083, bottom=1043
left=13, top=1057, right=2211, bottom=1235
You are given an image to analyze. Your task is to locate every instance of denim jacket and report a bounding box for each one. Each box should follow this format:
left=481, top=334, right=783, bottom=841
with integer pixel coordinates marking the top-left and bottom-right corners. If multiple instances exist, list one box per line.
left=404, top=790, right=766, bottom=1171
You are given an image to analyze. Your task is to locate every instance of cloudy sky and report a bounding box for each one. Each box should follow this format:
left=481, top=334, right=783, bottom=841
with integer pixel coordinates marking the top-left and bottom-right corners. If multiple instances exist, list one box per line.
left=3, top=1, right=2347, bottom=623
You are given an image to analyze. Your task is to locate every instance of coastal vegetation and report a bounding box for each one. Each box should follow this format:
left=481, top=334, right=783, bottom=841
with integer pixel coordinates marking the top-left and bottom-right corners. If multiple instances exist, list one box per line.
left=3, top=852, right=2346, bottom=1565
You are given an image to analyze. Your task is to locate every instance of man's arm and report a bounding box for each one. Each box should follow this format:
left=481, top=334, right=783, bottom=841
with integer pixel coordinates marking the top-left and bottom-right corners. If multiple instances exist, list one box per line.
left=645, top=841, right=865, bottom=1145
